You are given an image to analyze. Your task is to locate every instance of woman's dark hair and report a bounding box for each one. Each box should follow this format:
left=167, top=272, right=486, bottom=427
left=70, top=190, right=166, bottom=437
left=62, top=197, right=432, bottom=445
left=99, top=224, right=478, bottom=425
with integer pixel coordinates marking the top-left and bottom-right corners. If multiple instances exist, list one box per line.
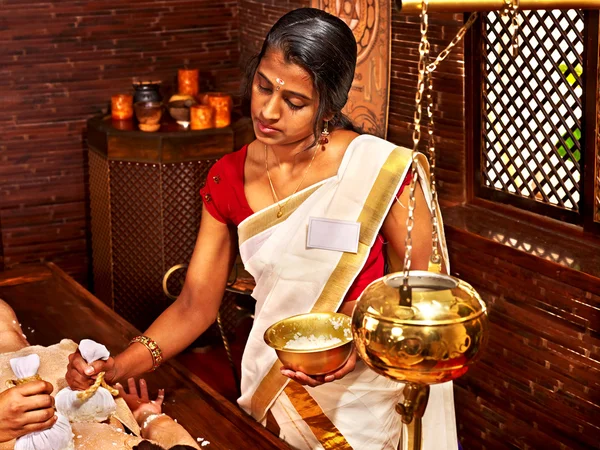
left=242, top=8, right=359, bottom=139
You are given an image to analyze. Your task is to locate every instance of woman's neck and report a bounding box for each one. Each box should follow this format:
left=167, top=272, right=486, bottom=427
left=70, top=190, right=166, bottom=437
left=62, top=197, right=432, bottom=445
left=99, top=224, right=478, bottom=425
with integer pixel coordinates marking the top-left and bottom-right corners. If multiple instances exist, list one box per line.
left=268, top=134, right=318, bottom=167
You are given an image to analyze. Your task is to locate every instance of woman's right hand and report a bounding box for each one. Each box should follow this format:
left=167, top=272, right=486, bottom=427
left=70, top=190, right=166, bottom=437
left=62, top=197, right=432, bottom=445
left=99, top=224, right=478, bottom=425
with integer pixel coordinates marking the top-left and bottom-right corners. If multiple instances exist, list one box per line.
left=65, top=350, right=117, bottom=390
left=0, top=381, right=56, bottom=442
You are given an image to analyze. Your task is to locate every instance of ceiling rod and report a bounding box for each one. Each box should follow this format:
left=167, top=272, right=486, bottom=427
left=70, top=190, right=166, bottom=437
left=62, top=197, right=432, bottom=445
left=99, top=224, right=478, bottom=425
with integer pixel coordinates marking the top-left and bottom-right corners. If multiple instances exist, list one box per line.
left=396, top=0, right=600, bottom=13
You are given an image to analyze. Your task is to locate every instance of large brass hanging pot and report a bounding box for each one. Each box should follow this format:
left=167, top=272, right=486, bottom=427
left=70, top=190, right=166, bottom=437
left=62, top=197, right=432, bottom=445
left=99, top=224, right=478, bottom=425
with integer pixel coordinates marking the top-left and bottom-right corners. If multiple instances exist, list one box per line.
left=352, top=270, right=489, bottom=450
left=352, top=270, right=488, bottom=386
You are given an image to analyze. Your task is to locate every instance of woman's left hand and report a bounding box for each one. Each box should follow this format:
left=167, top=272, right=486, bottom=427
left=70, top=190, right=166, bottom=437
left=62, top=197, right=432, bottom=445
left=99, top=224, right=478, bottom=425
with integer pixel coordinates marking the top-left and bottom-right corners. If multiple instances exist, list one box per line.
left=280, top=345, right=357, bottom=387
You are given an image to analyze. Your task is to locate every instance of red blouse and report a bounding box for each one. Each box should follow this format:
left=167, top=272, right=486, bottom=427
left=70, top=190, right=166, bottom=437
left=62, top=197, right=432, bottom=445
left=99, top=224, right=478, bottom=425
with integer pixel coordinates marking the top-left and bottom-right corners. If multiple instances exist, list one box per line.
left=200, top=145, right=410, bottom=302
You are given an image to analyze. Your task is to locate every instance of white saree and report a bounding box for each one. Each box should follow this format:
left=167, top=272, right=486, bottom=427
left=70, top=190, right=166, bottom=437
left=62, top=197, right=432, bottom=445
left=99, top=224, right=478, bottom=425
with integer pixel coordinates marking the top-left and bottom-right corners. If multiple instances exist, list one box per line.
left=237, top=135, right=457, bottom=450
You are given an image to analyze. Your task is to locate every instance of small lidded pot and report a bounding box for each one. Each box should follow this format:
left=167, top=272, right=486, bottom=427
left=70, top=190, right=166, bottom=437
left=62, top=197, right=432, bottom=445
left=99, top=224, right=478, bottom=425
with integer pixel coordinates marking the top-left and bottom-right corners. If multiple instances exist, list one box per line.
left=133, top=81, right=162, bottom=104
left=167, top=95, right=198, bottom=128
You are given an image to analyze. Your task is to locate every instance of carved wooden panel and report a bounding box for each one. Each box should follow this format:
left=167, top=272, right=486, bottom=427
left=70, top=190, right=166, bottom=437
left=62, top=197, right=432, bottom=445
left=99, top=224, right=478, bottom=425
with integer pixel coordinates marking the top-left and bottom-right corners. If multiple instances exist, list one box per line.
left=88, top=159, right=220, bottom=332
left=311, top=0, right=391, bottom=137
left=162, top=161, right=212, bottom=270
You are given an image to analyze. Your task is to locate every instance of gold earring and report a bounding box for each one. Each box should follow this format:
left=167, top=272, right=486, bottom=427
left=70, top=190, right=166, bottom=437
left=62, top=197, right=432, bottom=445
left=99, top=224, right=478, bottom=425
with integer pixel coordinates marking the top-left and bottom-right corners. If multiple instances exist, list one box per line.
left=319, top=120, right=329, bottom=148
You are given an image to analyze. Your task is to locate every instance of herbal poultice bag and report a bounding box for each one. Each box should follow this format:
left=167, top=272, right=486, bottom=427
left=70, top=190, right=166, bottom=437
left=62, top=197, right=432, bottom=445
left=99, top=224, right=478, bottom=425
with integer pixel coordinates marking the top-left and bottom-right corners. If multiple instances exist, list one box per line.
left=7, top=354, right=74, bottom=450
left=55, top=340, right=118, bottom=423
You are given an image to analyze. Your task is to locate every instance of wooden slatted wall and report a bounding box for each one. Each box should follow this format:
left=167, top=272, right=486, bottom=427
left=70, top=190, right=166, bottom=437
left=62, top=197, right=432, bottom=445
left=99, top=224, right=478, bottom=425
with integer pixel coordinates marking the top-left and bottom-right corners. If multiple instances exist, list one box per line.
left=0, top=1, right=241, bottom=284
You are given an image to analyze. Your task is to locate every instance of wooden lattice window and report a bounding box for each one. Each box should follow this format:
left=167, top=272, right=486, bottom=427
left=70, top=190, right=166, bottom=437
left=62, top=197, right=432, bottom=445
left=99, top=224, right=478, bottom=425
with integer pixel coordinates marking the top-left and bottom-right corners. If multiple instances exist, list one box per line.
left=468, top=10, right=599, bottom=232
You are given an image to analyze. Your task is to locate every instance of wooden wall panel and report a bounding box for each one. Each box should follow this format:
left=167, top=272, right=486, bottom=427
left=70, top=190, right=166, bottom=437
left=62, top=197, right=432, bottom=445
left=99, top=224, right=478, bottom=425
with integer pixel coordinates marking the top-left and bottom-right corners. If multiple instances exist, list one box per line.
left=444, top=205, right=600, bottom=450
left=0, top=1, right=241, bottom=285
left=239, top=0, right=310, bottom=62
left=1, top=1, right=465, bottom=285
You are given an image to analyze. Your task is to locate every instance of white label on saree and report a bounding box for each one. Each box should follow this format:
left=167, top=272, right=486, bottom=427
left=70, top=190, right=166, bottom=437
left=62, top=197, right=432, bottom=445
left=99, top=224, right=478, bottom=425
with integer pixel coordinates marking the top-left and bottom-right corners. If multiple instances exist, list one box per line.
left=306, top=217, right=360, bottom=253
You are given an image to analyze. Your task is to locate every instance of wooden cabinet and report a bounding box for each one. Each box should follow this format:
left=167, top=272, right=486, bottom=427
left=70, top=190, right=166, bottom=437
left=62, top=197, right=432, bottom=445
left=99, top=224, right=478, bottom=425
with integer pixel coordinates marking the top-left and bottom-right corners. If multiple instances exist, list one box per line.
left=87, top=115, right=253, bottom=331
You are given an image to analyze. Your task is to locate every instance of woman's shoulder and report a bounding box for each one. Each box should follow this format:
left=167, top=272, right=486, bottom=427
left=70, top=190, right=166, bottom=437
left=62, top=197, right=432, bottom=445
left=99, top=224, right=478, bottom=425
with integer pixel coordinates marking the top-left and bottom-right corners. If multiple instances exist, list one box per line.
left=351, top=133, right=396, bottom=146
left=334, top=129, right=360, bottom=144
left=348, top=133, right=412, bottom=158
left=211, top=144, right=248, bottom=172
left=336, top=131, right=400, bottom=151
left=202, top=144, right=251, bottom=225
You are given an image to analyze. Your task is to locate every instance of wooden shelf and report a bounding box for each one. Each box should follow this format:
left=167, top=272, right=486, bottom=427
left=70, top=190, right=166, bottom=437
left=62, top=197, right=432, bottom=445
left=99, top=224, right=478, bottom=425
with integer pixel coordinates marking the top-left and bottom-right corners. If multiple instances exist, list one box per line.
left=87, top=114, right=254, bottom=163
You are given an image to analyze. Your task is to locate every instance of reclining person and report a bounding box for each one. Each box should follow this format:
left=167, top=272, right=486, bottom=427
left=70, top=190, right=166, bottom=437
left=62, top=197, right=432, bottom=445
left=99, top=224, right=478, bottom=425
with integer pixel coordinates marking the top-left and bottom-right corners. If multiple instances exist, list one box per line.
left=0, top=299, right=199, bottom=450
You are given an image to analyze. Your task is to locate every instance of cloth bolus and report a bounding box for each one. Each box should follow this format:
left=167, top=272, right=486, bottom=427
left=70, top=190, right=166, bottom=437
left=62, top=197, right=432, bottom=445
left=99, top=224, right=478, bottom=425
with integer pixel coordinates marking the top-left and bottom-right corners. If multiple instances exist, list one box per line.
left=9, top=354, right=74, bottom=450
left=55, top=340, right=117, bottom=423
left=14, top=414, right=74, bottom=450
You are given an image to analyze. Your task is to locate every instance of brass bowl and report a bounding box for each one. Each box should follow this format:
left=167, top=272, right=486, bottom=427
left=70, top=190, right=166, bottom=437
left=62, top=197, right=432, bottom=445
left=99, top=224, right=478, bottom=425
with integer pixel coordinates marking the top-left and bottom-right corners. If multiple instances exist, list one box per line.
left=352, top=271, right=489, bottom=385
left=264, top=312, right=353, bottom=376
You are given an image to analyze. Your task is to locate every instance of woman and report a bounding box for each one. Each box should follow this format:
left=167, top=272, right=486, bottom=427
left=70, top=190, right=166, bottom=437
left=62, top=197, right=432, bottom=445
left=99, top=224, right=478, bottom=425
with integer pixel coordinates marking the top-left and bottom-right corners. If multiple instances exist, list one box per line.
left=67, top=8, right=456, bottom=449
left=0, top=299, right=199, bottom=449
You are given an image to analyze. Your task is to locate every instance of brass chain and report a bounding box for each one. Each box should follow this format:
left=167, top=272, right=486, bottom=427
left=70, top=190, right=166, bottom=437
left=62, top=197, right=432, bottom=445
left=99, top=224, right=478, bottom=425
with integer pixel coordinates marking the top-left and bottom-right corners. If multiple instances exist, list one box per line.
left=426, top=12, right=479, bottom=74
left=403, top=1, right=480, bottom=278
left=424, top=69, right=441, bottom=265
left=427, top=12, right=478, bottom=267
left=402, top=0, right=430, bottom=282
left=502, top=0, right=521, bottom=57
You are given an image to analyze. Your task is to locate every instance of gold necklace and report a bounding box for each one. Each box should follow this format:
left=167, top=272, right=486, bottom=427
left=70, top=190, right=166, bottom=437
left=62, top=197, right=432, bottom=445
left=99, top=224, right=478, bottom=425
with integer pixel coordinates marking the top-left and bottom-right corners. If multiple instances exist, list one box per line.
left=265, top=143, right=318, bottom=218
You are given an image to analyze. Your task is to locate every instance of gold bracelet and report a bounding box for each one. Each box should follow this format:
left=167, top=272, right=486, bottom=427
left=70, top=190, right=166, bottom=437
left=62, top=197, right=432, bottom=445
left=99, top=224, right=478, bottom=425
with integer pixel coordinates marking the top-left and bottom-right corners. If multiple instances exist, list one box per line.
left=130, top=335, right=163, bottom=371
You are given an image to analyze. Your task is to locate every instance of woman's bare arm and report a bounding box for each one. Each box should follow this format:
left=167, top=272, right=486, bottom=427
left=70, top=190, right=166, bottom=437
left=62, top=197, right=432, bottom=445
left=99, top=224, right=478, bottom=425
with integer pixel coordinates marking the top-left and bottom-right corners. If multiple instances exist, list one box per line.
left=112, top=210, right=237, bottom=381
left=381, top=180, right=433, bottom=272
left=66, top=210, right=236, bottom=387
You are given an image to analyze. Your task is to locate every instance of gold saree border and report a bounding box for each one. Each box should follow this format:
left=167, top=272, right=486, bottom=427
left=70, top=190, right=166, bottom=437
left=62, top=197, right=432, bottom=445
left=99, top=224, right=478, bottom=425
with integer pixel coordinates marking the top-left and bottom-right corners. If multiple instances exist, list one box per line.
left=238, top=183, right=325, bottom=246
left=284, top=381, right=354, bottom=450
left=251, top=146, right=414, bottom=424
left=250, top=363, right=288, bottom=419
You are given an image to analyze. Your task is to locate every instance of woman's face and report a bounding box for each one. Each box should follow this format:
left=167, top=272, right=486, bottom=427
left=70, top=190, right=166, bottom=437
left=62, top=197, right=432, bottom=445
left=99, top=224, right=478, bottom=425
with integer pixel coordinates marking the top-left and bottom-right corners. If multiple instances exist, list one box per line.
left=250, top=48, right=319, bottom=147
